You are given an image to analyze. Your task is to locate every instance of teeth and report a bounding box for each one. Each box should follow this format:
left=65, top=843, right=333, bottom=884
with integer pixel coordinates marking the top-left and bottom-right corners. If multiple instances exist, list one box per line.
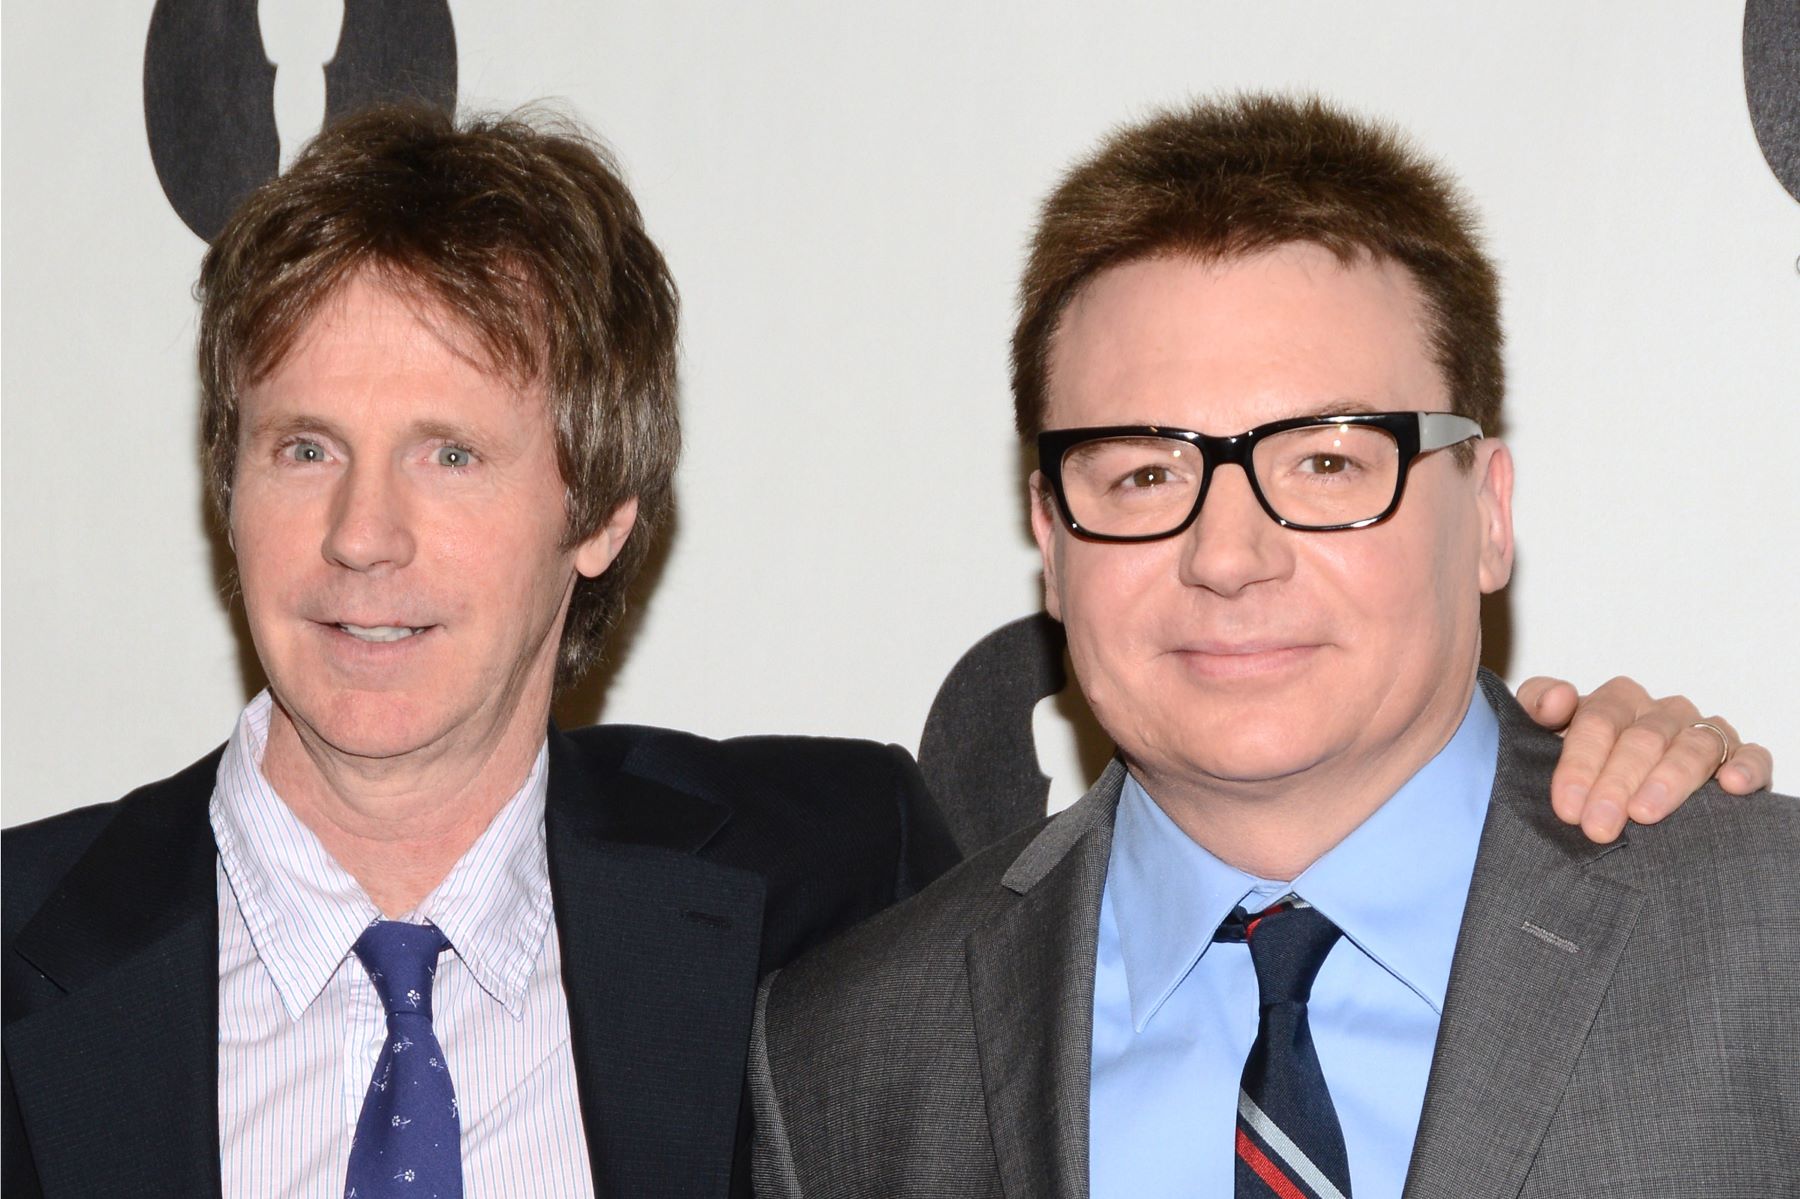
left=338, top=624, right=424, bottom=643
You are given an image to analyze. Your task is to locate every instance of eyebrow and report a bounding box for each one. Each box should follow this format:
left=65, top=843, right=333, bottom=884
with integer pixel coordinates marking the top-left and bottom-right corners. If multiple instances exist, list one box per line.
left=1119, top=399, right=1384, bottom=431
left=1308, top=399, right=1382, bottom=417
left=244, top=413, right=348, bottom=444
left=408, top=420, right=486, bottom=446
left=243, top=414, right=491, bottom=447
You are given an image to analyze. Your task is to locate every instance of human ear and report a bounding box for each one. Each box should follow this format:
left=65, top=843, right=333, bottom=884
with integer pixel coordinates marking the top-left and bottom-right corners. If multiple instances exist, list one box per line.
left=573, top=496, right=640, bottom=578
left=1028, top=471, right=1064, bottom=621
left=1474, top=440, right=1514, bottom=594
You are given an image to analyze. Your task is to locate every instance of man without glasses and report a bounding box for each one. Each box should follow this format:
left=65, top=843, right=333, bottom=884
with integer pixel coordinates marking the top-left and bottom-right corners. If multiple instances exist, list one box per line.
left=0, top=102, right=1773, bottom=1197
left=4, top=107, right=959, bottom=1198
left=750, top=94, right=1797, bottom=1197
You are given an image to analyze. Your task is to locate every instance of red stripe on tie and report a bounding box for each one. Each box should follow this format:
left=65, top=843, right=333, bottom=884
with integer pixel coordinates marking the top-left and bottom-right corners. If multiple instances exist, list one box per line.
left=1237, top=1127, right=1309, bottom=1199
left=1243, top=901, right=1294, bottom=941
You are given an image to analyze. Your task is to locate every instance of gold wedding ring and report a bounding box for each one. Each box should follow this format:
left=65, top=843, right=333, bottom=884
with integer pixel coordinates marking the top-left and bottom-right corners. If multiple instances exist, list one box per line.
left=1690, top=720, right=1731, bottom=771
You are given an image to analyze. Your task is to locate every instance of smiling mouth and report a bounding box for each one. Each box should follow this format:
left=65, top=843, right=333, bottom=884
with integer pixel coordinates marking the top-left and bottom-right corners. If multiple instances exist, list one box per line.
left=1172, top=643, right=1320, bottom=678
left=1189, top=643, right=1308, bottom=655
left=335, top=623, right=431, bottom=643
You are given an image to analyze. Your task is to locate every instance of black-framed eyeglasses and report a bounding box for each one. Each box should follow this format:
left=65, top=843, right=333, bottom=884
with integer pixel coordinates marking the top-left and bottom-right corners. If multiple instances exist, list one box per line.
left=1036, top=411, right=1483, bottom=542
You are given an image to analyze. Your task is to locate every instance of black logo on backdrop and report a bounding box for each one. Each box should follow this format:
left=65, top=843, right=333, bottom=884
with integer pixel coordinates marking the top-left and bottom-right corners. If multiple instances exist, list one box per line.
left=917, top=613, right=1069, bottom=855
left=145, top=0, right=457, bottom=241
left=1745, top=0, right=1800, bottom=204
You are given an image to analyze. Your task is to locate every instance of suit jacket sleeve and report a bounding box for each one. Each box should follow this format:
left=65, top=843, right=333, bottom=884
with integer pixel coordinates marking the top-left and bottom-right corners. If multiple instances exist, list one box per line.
left=4, top=804, right=119, bottom=1199
left=749, top=974, right=805, bottom=1199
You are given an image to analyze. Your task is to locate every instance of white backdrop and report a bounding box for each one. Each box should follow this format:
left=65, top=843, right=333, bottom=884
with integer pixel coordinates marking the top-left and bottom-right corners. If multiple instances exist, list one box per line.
left=4, top=1, right=1796, bottom=826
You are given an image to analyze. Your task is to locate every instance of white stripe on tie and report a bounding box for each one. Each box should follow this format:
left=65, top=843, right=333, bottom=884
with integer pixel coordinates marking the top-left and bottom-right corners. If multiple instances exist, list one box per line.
left=1238, top=1088, right=1349, bottom=1199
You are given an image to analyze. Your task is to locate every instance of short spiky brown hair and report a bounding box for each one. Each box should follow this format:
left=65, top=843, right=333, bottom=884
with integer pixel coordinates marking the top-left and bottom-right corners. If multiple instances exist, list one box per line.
left=197, top=104, right=679, bottom=686
left=1012, top=93, right=1502, bottom=453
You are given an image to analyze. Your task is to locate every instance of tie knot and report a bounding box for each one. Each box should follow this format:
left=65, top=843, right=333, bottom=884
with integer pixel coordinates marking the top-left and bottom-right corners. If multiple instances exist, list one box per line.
left=352, top=920, right=451, bottom=1017
left=1216, top=900, right=1341, bottom=1006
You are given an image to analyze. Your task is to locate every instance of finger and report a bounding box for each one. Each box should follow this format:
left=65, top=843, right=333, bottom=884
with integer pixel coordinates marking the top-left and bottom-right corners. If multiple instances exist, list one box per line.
left=1719, top=743, right=1774, bottom=795
left=1625, top=716, right=1737, bottom=824
left=1582, top=697, right=1712, bottom=842
left=1516, top=676, right=1579, bottom=732
left=1550, top=710, right=1621, bottom=826
left=1570, top=683, right=1706, bottom=842
left=1579, top=725, right=1685, bottom=842
left=1547, top=676, right=1657, bottom=827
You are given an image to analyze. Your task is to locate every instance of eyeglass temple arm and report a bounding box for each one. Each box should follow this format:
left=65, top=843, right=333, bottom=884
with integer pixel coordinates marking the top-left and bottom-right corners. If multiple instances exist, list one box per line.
left=1416, top=412, right=1484, bottom=450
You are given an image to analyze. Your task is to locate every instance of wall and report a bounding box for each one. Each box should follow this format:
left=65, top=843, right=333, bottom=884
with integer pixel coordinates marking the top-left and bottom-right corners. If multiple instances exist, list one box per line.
left=3, top=1, right=1795, bottom=827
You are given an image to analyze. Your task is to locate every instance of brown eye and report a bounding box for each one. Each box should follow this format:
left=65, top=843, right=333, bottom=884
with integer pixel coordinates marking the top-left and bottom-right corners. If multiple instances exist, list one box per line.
left=1302, top=454, right=1346, bottom=475
left=1127, top=466, right=1172, bottom=488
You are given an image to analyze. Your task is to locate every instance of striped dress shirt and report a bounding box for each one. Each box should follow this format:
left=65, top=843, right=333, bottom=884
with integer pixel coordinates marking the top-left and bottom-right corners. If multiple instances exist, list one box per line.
left=212, top=691, right=596, bottom=1197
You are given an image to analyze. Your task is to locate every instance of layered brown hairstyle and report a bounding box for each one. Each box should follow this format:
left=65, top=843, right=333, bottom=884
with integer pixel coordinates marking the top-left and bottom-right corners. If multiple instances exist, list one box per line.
left=1012, top=93, right=1503, bottom=454
left=197, top=104, right=679, bottom=685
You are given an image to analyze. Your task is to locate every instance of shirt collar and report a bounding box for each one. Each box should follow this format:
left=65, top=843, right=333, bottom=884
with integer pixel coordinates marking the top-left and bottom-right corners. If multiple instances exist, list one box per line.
left=410, top=749, right=554, bottom=1019
left=1111, top=689, right=1499, bottom=1030
left=210, top=690, right=555, bottom=1021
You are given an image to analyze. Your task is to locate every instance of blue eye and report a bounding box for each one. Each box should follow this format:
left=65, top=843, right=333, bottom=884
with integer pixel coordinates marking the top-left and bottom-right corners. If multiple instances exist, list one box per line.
left=287, top=440, right=327, bottom=463
left=434, top=445, right=475, bottom=469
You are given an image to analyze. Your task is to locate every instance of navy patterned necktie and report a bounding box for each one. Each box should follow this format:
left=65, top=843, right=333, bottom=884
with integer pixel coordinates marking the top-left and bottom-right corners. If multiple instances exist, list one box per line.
left=345, top=920, right=463, bottom=1199
left=1215, top=899, right=1353, bottom=1199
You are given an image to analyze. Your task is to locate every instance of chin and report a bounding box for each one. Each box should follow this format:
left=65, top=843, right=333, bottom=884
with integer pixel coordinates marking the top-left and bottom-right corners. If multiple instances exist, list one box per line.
left=280, top=687, right=456, bottom=762
left=1146, top=709, right=1340, bottom=786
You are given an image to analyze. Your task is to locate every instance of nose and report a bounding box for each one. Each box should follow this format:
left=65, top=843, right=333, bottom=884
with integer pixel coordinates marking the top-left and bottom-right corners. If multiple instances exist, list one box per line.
left=321, top=459, right=415, bottom=573
left=1176, top=464, right=1294, bottom=596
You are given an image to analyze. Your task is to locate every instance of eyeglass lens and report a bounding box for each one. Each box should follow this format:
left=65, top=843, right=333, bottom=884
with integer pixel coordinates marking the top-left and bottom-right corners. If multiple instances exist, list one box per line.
left=1058, top=423, right=1403, bottom=536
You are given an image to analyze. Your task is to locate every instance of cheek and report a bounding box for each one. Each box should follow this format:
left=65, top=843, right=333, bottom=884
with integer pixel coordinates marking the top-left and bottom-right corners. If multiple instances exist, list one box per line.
left=1306, top=513, right=1477, bottom=658
left=1283, top=532, right=1400, bottom=670
left=436, top=495, right=574, bottom=608
left=1055, top=544, right=1170, bottom=673
left=230, top=491, right=309, bottom=589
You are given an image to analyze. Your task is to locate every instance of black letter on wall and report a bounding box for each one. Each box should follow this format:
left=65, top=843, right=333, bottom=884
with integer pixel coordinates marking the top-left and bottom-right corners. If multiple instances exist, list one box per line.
left=145, top=0, right=456, bottom=242
left=918, top=613, right=1069, bottom=856
left=1745, top=0, right=1800, bottom=204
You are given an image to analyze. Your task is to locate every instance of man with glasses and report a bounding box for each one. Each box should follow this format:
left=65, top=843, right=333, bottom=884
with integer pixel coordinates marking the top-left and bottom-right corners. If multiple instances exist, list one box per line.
left=1037, top=411, right=1484, bottom=542
left=750, top=94, right=1797, bottom=1197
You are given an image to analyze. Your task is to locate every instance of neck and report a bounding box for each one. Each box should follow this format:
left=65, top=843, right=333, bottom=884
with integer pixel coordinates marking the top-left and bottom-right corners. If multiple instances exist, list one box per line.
left=261, top=701, right=548, bottom=917
left=1138, top=677, right=1478, bottom=881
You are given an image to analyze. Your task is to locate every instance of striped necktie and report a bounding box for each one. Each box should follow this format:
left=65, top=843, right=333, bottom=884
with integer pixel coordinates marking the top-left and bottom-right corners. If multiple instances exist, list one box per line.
left=1216, top=899, right=1353, bottom=1199
left=345, top=920, right=463, bottom=1199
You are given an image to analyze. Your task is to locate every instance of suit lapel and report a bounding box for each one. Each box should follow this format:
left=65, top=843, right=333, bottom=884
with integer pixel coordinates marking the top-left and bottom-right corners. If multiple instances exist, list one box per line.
left=1403, top=678, right=1644, bottom=1199
left=544, top=728, right=767, bottom=1199
left=966, top=760, right=1125, bottom=1199
left=7, top=752, right=224, bottom=1199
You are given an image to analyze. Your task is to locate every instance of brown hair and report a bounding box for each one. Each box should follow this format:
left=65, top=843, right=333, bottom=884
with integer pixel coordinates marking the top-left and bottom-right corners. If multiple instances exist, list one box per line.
left=197, top=104, right=679, bottom=685
left=1012, top=93, right=1502, bottom=456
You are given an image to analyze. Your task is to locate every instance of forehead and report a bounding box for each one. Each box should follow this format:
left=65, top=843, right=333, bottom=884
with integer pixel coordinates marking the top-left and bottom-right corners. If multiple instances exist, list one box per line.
left=1044, top=245, right=1445, bottom=433
left=243, top=275, right=539, bottom=425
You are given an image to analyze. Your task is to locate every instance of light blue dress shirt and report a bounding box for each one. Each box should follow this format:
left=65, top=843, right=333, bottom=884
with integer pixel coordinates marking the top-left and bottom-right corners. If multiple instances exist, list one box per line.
left=1089, top=691, right=1500, bottom=1199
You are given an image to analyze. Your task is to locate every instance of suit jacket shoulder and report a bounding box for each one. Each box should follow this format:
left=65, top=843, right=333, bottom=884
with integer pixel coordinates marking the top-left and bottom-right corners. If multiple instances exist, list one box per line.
left=751, top=827, right=1036, bottom=1199
left=4, top=747, right=223, bottom=1008
left=556, top=723, right=960, bottom=973
left=1407, top=676, right=1800, bottom=1198
left=4, top=805, right=119, bottom=945
left=764, top=814, right=1036, bottom=1001
left=4, top=748, right=225, bottom=1199
left=752, top=762, right=1124, bottom=1199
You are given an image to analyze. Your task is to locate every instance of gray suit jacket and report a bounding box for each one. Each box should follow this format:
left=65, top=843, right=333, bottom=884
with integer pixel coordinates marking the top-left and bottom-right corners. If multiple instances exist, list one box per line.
left=750, top=672, right=1800, bottom=1197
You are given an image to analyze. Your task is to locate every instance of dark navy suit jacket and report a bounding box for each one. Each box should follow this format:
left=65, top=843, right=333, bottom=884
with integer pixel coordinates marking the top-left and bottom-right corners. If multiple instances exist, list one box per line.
left=3, top=722, right=958, bottom=1198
